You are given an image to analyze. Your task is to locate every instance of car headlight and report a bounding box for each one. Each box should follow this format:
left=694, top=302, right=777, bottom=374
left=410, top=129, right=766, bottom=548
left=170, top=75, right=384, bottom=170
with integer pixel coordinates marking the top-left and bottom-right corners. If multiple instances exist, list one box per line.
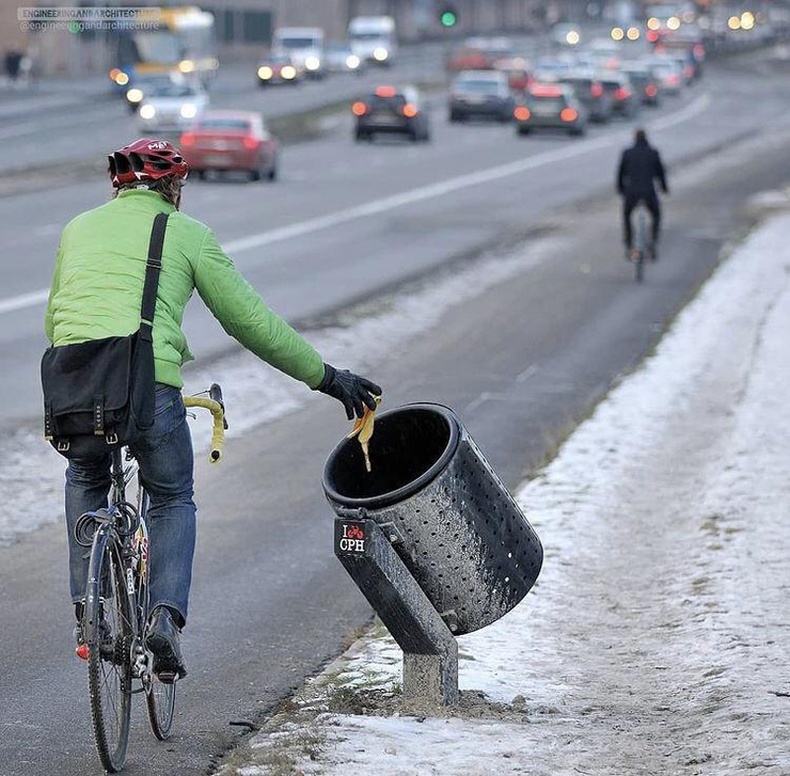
left=139, top=104, right=156, bottom=120
left=180, top=103, right=197, bottom=119
left=305, top=55, right=320, bottom=71
left=126, top=88, right=143, bottom=104
left=373, top=47, right=389, bottom=61
left=346, top=54, right=360, bottom=69
left=258, top=66, right=273, bottom=80
left=282, top=65, right=296, bottom=79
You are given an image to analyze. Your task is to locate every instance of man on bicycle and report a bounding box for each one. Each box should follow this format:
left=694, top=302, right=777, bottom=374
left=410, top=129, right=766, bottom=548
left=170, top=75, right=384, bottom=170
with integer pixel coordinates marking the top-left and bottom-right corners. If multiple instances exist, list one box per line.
left=616, top=128, right=669, bottom=260
left=45, top=138, right=381, bottom=681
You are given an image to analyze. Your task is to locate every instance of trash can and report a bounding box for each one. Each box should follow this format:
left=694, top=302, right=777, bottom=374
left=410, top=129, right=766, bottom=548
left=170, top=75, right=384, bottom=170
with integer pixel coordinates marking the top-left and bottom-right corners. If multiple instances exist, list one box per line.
left=323, top=403, right=543, bottom=635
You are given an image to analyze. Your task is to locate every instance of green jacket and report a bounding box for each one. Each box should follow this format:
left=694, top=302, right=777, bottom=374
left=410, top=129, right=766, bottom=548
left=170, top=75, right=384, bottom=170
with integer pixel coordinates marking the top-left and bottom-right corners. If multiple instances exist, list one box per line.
left=45, top=189, right=325, bottom=389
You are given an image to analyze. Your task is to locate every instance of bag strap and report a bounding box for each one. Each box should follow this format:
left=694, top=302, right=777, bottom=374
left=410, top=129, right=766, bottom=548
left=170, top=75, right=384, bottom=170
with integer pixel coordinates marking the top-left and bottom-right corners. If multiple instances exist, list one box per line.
left=139, top=212, right=169, bottom=342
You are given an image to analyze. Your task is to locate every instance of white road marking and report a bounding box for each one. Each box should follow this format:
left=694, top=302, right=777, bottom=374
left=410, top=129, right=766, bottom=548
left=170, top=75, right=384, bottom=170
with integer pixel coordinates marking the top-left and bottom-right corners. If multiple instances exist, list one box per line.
left=0, top=93, right=712, bottom=316
left=0, top=288, right=49, bottom=314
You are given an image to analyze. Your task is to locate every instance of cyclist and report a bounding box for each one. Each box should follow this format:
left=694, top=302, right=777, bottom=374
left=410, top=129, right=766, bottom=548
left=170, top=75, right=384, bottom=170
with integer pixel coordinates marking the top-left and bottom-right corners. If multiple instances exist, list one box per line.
left=44, top=138, right=381, bottom=681
left=616, top=128, right=669, bottom=260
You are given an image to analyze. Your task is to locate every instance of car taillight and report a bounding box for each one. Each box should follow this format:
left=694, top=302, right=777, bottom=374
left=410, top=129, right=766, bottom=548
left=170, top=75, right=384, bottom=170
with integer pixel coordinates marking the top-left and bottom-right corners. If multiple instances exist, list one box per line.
left=402, top=102, right=418, bottom=118
left=591, top=83, right=603, bottom=97
left=668, top=74, right=679, bottom=85
left=352, top=101, right=367, bottom=116
left=646, top=84, right=658, bottom=97
left=514, top=106, right=530, bottom=121
left=615, top=87, right=630, bottom=100
left=560, top=107, right=578, bottom=122
left=181, top=133, right=196, bottom=147
left=243, top=136, right=260, bottom=150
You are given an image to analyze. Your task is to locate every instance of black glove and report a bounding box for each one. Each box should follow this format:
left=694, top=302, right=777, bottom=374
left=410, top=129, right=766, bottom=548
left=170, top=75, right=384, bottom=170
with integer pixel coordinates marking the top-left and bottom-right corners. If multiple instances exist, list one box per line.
left=316, top=363, right=382, bottom=420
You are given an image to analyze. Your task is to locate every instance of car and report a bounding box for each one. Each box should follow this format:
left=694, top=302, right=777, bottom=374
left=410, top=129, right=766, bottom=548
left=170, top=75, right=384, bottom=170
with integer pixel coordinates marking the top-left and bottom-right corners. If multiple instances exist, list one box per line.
left=586, top=38, right=623, bottom=70
left=653, top=31, right=705, bottom=78
left=124, top=72, right=184, bottom=113
left=179, top=110, right=278, bottom=181
left=256, top=53, right=304, bottom=86
left=559, top=72, right=614, bottom=122
left=446, top=36, right=515, bottom=72
left=325, top=43, right=365, bottom=74
left=491, top=56, right=533, bottom=93
left=514, top=83, right=588, bottom=136
left=667, top=52, right=697, bottom=84
left=599, top=72, right=640, bottom=118
left=646, top=56, right=685, bottom=95
left=352, top=85, right=430, bottom=142
left=532, top=55, right=579, bottom=83
left=620, top=62, right=663, bottom=106
left=137, top=78, right=209, bottom=131
left=448, top=70, right=515, bottom=123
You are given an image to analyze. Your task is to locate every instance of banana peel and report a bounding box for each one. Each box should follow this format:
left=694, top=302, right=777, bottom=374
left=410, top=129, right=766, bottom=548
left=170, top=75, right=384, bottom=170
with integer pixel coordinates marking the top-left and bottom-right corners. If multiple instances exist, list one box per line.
left=347, top=395, right=382, bottom=472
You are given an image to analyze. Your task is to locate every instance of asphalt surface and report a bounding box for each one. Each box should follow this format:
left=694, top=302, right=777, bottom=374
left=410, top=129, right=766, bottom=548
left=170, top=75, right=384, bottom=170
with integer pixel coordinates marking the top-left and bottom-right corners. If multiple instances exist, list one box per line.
left=0, top=43, right=789, bottom=776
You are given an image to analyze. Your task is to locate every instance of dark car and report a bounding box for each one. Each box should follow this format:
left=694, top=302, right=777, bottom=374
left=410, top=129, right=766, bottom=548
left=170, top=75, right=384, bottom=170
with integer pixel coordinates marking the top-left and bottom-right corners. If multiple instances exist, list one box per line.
left=449, top=70, right=515, bottom=123
left=180, top=110, right=278, bottom=181
left=600, top=73, right=640, bottom=118
left=352, top=85, right=430, bottom=142
left=514, top=83, right=588, bottom=136
left=559, top=73, right=613, bottom=122
left=621, top=63, right=663, bottom=106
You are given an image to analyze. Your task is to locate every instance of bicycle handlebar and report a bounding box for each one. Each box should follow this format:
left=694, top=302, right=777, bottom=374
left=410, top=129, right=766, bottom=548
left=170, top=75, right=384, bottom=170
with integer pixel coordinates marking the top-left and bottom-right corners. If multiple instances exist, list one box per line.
left=183, top=392, right=226, bottom=463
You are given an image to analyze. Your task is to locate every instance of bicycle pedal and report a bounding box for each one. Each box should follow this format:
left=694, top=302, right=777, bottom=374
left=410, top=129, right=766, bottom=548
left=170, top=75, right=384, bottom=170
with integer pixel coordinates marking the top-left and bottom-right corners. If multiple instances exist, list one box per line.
left=156, top=671, right=178, bottom=684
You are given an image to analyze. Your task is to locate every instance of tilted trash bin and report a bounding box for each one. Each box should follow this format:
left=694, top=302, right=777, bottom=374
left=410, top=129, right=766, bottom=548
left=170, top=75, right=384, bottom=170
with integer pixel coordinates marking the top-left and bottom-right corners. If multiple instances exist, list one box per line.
left=323, top=402, right=543, bottom=640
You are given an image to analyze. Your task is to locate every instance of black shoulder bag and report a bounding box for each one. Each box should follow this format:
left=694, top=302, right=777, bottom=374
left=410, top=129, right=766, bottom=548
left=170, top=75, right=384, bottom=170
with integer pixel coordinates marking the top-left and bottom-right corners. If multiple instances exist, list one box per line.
left=41, top=212, right=169, bottom=459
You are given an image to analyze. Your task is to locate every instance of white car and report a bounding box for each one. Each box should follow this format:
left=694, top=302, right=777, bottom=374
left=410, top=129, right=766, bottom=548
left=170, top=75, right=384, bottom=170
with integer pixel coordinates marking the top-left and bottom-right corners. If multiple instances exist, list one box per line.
left=137, top=79, right=209, bottom=131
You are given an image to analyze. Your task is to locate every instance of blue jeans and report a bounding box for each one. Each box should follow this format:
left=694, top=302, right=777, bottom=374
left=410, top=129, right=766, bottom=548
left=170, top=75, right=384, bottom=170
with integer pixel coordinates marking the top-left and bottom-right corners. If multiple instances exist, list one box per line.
left=65, top=384, right=196, bottom=627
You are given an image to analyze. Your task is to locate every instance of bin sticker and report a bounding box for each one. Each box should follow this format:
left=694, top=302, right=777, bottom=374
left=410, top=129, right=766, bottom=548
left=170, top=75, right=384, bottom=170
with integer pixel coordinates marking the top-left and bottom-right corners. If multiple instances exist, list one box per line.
left=337, top=522, right=366, bottom=554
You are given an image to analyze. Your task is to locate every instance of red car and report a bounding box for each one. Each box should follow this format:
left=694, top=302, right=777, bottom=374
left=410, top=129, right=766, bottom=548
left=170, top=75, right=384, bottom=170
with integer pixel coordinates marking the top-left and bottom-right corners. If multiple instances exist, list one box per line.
left=180, top=110, right=278, bottom=182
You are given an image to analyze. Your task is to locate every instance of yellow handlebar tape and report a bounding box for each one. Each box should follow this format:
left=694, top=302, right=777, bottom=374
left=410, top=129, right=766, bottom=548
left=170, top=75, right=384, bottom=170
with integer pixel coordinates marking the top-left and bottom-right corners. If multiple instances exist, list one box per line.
left=183, top=395, right=225, bottom=463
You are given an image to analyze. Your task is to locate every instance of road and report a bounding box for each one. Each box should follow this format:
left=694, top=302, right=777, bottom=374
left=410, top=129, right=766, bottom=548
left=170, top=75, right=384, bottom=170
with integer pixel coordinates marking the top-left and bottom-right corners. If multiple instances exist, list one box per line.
left=0, top=43, right=789, bottom=776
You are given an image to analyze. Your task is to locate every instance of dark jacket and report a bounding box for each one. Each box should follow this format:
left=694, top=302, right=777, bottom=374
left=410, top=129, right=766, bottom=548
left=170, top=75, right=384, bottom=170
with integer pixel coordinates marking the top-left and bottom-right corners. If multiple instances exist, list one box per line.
left=617, top=138, right=668, bottom=198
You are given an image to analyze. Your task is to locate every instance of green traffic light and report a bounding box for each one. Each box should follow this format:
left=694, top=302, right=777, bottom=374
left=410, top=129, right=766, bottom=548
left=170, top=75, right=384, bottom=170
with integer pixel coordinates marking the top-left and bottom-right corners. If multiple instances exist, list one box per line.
left=440, top=11, right=457, bottom=27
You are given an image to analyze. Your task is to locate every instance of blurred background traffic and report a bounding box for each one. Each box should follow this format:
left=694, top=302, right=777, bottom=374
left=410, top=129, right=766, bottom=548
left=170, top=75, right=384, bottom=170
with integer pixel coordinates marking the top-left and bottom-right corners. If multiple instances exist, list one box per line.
left=2, top=0, right=788, bottom=182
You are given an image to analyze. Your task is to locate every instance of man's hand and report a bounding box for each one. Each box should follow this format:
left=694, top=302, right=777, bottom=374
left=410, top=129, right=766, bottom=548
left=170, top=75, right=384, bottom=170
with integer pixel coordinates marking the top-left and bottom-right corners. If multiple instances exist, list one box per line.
left=317, top=363, right=382, bottom=420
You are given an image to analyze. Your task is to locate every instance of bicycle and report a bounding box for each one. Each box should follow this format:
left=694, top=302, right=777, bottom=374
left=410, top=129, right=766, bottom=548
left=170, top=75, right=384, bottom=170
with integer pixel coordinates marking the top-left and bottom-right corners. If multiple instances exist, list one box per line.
left=73, top=385, right=227, bottom=773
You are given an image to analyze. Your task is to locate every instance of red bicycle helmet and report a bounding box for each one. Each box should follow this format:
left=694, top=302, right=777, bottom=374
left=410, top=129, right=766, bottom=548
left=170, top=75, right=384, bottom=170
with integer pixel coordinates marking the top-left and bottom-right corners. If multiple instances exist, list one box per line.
left=108, top=138, right=189, bottom=187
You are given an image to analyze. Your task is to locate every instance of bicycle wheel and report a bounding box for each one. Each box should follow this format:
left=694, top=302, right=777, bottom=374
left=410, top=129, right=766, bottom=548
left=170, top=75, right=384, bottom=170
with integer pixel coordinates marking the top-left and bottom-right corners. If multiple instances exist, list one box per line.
left=634, top=211, right=647, bottom=283
left=145, top=676, right=176, bottom=739
left=135, top=490, right=177, bottom=740
left=85, top=526, right=133, bottom=773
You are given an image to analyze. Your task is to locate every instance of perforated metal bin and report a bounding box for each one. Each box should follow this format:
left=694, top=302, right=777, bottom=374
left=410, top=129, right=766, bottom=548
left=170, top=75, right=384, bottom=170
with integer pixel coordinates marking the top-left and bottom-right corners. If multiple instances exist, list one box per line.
left=322, top=403, right=543, bottom=635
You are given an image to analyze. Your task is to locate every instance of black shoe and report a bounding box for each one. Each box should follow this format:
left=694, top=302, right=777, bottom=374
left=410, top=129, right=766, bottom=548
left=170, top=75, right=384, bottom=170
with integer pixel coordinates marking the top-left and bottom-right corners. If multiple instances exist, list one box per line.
left=145, top=606, right=187, bottom=682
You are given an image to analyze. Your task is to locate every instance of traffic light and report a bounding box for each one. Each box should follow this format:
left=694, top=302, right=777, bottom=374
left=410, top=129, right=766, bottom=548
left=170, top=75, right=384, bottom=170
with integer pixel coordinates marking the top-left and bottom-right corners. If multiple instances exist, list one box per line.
left=439, top=4, right=459, bottom=28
